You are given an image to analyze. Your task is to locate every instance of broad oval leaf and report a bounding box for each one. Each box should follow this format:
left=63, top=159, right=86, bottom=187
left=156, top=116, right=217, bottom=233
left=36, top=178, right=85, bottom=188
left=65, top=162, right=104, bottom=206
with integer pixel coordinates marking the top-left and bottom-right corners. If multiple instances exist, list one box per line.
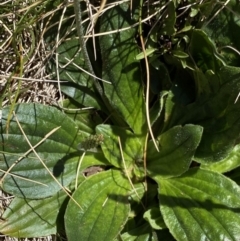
left=194, top=66, right=240, bottom=163
left=163, top=66, right=240, bottom=163
left=147, top=125, right=203, bottom=178
left=0, top=191, right=66, bottom=237
left=65, top=170, right=131, bottom=241
left=100, top=3, right=146, bottom=135
left=0, top=103, right=108, bottom=198
left=156, top=168, right=240, bottom=241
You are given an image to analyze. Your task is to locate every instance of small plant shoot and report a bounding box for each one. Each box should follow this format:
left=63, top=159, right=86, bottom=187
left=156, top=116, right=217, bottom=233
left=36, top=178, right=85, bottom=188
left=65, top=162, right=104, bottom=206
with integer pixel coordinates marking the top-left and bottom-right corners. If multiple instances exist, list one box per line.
left=77, top=134, right=104, bottom=152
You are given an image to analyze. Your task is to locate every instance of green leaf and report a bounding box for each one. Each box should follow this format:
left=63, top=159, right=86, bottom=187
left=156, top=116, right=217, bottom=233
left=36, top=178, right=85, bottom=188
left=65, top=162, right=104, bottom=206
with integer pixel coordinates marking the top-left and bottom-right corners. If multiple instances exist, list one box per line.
left=147, top=125, right=203, bottom=178
left=0, top=103, right=108, bottom=198
left=135, top=48, right=157, bottom=60
left=100, top=3, right=145, bottom=135
left=176, top=25, right=192, bottom=34
left=0, top=191, right=66, bottom=237
left=188, top=29, right=225, bottom=73
left=62, top=98, right=103, bottom=134
left=120, top=223, right=157, bottom=241
left=160, top=1, right=176, bottom=35
left=155, top=168, right=240, bottom=241
left=172, top=50, right=189, bottom=59
left=128, top=182, right=158, bottom=220
left=45, top=7, right=103, bottom=109
left=202, top=144, right=240, bottom=173
left=163, top=66, right=240, bottom=163
left=44, top=5, right=87, bottom=82
left=202, top=0, right=240, bottom=66
left=120, top=232, right=155, bottom=241
left=193, top=68, right=220, bottom=98
left=65, top=170, right=131, bottom=241
left=190, top=7, right=198, bottom=17
left=150, top=91, right=168, bottom=127
left=143, top=207, right=166, bottom=230
left=194, top=66, right=240, bottom=163
left=120, top=227, right=175, bottom=241
left=96, top=124, right=143, bottom=170
left=60, top=83, right=103, bottom=109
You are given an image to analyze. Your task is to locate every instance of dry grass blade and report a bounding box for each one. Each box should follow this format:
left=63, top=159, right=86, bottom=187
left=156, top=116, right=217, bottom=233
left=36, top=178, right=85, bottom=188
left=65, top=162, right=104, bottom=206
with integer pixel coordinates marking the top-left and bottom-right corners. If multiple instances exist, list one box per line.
left=0, top=0, right=61, bottom=108
left=64, top=57, right=111, bottom=84
left=140, top=34, right=159, bottom=152
left=138, top=1, right=159, bottom=153
left=75, top=152, right=86, bottom=190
